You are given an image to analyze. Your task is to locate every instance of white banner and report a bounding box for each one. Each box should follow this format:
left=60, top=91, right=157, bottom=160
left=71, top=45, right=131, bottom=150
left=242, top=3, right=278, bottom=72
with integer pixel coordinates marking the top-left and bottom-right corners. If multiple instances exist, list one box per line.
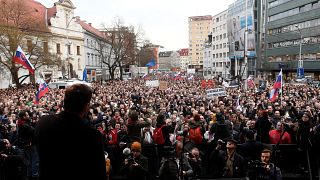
left=206, top=88, right=226, bottom=98
left=146, top=80, right=159, bottom=87
left=187, top=69, right=196, bottom=74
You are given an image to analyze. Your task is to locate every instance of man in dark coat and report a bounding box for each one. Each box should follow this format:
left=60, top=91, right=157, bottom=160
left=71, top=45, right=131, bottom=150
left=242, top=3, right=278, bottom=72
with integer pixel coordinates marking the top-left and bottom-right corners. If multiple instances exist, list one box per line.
left=209, top=138, right=246, bottom=178
left=35, top=84, right=106, bottom=180
left=238, top=130, right=264, bottom=163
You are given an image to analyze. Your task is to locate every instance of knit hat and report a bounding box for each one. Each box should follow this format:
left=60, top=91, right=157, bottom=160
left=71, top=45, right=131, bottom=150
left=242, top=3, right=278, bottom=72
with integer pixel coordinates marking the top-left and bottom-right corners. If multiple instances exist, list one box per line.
left=131, top=141, right=142, bottom=152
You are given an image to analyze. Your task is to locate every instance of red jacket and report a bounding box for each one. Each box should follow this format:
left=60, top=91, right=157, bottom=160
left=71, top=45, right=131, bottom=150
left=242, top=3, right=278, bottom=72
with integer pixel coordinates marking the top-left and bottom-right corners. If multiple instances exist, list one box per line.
left=269, top=130, right=292, bottom=144
left=107, top=129, right=118, bottom=145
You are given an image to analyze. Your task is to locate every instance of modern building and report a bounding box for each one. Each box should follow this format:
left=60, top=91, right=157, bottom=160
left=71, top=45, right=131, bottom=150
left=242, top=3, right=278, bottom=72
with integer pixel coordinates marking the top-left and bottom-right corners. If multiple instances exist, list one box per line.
left=158, top=51, right=180, bottom=71
left=178, top=48, right=190, bottom=71
left=264, top=0, right=320, bottom=80
left=227, top=0, right=258, bottom=79
left=76, top=18, right=112, bottom=82
left=211, top=10, right=230, bottom=78
left=188, top=15, right=212, bottom=68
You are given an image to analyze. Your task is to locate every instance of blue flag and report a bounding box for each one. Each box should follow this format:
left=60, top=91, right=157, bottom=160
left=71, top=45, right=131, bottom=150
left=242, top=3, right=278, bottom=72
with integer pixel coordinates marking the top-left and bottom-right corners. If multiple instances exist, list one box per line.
left=146, top=58, right=156, bottom=67
left=82, top=68, right=87, bottom=81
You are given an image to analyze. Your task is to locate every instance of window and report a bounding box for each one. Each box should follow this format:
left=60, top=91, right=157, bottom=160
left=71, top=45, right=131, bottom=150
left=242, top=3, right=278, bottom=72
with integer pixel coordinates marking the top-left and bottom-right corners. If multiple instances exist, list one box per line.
left=43, top=42, right=48, bottom=53
left=56, top=43, right=61, bottom=54
left=223, top=33, right=227, bottom=39
left=77, top=46, right=80, bottom=55
left=67, top=45, right=71, bottom=55
left=27, top=40, right=32, bottom=52
left=223, top=43, right=227, bottom=48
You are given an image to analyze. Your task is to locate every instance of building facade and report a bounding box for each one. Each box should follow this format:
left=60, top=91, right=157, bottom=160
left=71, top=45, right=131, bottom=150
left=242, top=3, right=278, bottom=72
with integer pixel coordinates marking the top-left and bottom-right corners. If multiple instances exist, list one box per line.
left=178, top=48, right=190, bottom=71
left=264, top=0, right=320, bottom=80
left=47, top=0, right=85, bottom=80
left=211, top=10, right=231, bottom=78
left=158, top=51, right=179, bottom=70
left=77, top=19, right=112, bottom=82
left=227, top=0, right=258, bottom=79
left=188, top=15, right=212, bottom=67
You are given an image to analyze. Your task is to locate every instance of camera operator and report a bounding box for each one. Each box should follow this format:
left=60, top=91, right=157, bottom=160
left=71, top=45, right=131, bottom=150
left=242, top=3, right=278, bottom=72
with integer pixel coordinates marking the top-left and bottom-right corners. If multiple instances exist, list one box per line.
left=208, top=138, right=246, bottom=178
left=187, top=147, right=202, bottom=179
left=253, top=149, right=282, bottom=180
left=0, top=139, right=25, bottom=180
left=120, top=141, right=149, bottom=180
left=158, top=141, right=193, bottom=180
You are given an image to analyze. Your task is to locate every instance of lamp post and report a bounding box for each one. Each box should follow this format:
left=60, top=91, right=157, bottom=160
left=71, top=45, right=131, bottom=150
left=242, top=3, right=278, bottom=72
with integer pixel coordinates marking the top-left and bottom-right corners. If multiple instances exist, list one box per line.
left=296, top=25, right=303, bottom=68
left=295, top=25, right=304, bottom=79
left=65, top=16, right=75, bottom=79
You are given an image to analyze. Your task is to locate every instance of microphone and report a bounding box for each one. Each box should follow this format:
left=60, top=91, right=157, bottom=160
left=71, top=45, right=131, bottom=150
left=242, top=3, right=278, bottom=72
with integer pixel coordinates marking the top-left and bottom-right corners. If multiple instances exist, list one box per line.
left=123, top=147, right=131, bottom=156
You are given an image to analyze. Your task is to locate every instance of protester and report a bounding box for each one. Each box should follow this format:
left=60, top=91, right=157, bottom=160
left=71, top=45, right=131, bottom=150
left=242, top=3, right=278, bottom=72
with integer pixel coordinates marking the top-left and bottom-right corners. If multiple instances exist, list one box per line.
left=0, top=74, right=319, bottom=179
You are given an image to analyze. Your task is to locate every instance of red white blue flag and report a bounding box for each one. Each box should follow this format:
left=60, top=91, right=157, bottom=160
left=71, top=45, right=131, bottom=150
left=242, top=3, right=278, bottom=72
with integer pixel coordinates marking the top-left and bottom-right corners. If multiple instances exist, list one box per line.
left=34, top=82, right=49, bottom=104
left=13, top=46, right=35, bottom=74
left=269, top=70, right=282, bottom=102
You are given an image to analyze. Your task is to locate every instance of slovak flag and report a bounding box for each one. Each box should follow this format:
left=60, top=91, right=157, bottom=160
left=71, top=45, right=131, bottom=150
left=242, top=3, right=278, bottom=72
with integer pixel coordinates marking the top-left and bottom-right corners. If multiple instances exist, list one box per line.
left=34, top=82, right=49, bottom=104
left=13, top=46, right=35, bottom=74
left=269, top=70, right=282, bottom=102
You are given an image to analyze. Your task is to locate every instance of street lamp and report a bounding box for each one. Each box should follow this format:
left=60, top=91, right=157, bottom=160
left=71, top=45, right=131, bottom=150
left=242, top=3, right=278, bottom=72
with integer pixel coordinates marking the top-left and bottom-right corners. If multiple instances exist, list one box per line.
left=295, top=25, right=303, bottom=68
left=295, top=24, right=304, bottom=78
left=65, top=16, right=76, bottom=79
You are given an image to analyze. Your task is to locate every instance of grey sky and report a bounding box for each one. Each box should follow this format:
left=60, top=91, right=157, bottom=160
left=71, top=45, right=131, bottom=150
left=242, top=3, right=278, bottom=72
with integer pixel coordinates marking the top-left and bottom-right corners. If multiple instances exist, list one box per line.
left=39, top=0, right=235, bottom=50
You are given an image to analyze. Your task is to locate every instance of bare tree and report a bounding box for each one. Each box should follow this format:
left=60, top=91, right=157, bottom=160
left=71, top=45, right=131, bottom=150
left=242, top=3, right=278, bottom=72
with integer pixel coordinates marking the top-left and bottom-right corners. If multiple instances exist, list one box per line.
left=100, top=18, right=142, bottom=80
left=0, top=0, right=57, bottom=88
left=136, top=40, right=156, bottom=68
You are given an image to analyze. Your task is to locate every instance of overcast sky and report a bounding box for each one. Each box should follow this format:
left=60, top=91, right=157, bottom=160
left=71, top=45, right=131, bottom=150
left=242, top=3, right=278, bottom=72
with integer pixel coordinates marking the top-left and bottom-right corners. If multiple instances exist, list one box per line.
left=39, top=0, right=235, bottom=50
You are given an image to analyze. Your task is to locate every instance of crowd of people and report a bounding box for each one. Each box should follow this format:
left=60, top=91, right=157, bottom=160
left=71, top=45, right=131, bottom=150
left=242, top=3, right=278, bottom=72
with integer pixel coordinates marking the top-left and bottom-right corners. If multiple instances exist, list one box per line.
left=0, top=74, right=320, bottom=180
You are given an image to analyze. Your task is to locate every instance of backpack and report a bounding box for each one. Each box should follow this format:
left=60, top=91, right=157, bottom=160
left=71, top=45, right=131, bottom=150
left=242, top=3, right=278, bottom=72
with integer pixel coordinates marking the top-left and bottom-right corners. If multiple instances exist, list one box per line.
left=153, top=125, right=165, bottom=145
left=189, top=126, right=203, bottom=144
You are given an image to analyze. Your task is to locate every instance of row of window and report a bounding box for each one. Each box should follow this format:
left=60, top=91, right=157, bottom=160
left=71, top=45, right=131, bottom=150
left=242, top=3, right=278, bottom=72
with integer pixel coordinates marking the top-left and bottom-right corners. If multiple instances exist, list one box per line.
left=268, top=36, right=320, bottom=48
left=212, top=24, right=227, bottom=33
left=268, top=53, right=320, bottom=62
left=87, top=53, right=103, bottom=67
left=268, top=0, right=291, bottom=8
left=228, top=0, right=254, bottom=17
left=212, top=62, right=231, bottom=68
left=212, top=33, right=227, bottom=41
left=26, top=40, right=48, bottom=53
left=268, top=18, right=320, bottom=35
left=268, top=1, right=320, bottom=22
left=55, top=43, right=81, bottom=55
left=212, top=52, right=228, bottom=59
left=212, top=43, right=228, bottom=50
left=213, top=14, right=227, bottom=23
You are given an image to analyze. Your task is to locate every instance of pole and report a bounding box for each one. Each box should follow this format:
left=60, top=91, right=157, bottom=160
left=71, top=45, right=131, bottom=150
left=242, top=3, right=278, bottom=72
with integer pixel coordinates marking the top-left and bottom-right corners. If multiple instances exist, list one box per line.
left=244, top=0, right=248, bottom=90
left=101, top=57, right=103, bottom=85
left=299, top=33, right=302, bottom=68
left=280, top=68, right=283, bottom=107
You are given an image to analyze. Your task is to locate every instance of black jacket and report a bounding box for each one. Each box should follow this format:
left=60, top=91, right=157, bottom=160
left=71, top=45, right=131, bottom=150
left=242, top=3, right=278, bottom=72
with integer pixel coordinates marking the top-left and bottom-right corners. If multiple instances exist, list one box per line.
left=35, top=111, right=107, bottom=180
left=209, top=149, right=246, bottom=178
